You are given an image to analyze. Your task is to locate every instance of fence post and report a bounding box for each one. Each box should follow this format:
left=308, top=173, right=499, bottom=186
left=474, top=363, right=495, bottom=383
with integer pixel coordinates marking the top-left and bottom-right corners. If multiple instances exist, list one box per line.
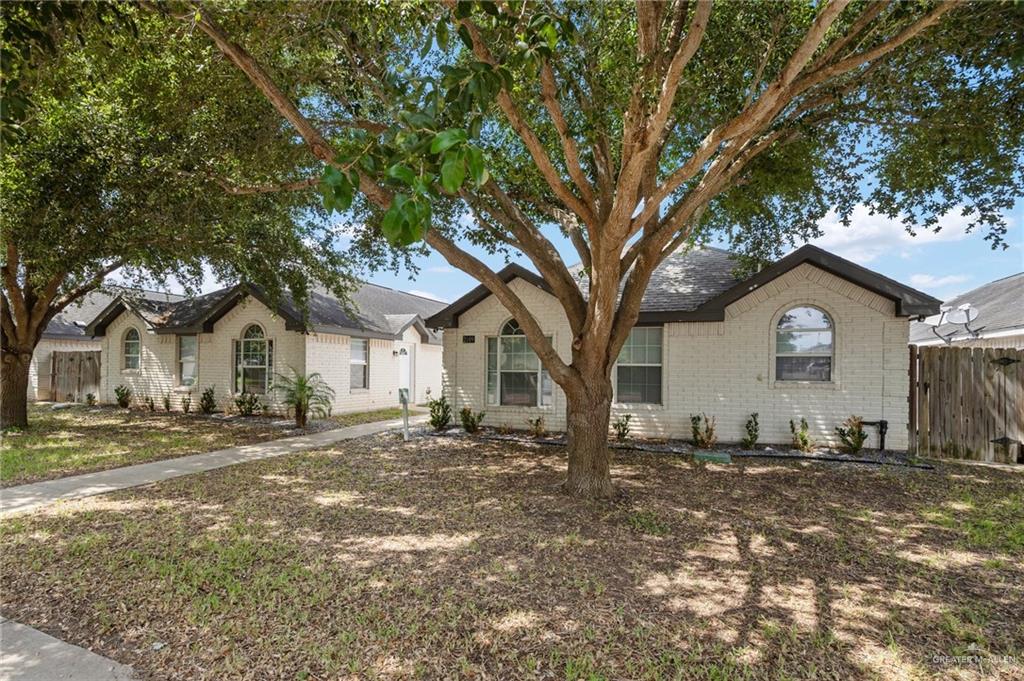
left=908, top=345, right=918, bottom=455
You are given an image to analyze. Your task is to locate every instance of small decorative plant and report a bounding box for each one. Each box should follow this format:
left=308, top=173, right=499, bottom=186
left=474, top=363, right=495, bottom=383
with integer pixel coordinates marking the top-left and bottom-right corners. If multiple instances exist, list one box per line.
left=741, top=412, right=759, bottom=449
left=790, top=417, right=815, bottom=452
left=526, top=416, right=545, bottom=438
left=181, top=394, right=192, bottom=414
left=114, top=384, right=132, bottom=408
left=459, top=407, right=485, bottom=433
left=427, top=394, right=452, bottom=431
left=199, top=386, right=217, bottom=414
left=145, top=395, right=155, bottom=411
left=690, top=413, right=717, bottom=449
left=275, top=368, right=335, bottom=428
left=162, top=393, right=171, bottom=412
left=612, top=414, right=633, bottom=441
left=85, top=393, right=96, bottom=406
left=836, top=415, right=868, bottom=454
left=234, top=392, right=262, bottom=417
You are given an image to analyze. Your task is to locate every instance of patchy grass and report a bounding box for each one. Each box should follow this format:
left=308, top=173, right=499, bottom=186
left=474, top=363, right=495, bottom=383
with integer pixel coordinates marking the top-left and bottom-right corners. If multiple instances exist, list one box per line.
left=0, top=405, right=285, bottom=486
left=328, top=406, right=415, bottom=428
left=1, top=436, right=1022, bottom=680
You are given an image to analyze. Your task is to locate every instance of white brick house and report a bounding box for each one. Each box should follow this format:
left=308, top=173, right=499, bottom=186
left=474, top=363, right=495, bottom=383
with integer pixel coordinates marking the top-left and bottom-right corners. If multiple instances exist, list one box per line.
left=85, top=283, right=444, bottom=414
left=426, top=245, right=941, bottom=451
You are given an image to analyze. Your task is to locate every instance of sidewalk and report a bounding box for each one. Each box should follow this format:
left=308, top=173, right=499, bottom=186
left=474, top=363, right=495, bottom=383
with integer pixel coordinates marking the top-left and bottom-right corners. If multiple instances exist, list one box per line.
left=0, top=617, right=135, bottom=681
left=1, top=414, right=426, bottom=517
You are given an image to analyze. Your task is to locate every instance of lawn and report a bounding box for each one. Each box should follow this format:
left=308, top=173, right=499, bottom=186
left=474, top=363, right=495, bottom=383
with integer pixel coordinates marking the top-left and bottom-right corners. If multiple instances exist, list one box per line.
left=1, top=434, right=1021, bottom=680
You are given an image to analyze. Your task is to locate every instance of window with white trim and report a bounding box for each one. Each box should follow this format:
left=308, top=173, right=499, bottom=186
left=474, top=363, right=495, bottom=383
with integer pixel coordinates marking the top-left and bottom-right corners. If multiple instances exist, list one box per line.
left=775, top=306, right=833, bottom=381
left=350, top=338, right=369, bottom=389
left=614, top=326, right=663, bottom=404
left=233, top=324, right=273, bottom=394
left=486, top=319, right=553, bottom=407
left=123, top=328, right=141, bottom=370
left=178, top=335, right=197, bottom=386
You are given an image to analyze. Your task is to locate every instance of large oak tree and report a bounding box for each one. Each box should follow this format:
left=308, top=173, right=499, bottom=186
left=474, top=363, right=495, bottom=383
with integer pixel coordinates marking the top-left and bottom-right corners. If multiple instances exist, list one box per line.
left=168, top=1, right=1019, bottom=496
left=0, top=6, right=355, bottom=428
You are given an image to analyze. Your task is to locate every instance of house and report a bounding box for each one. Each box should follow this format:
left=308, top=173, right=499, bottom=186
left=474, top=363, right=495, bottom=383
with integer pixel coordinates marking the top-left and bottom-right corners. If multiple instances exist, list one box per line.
left=909, top=273, right=1024, bottom=349
left=83, top=282, right=446, bottom=414
left=28, top=289, right=183, bottom=401
left=426, top=245, right=941, bottom=450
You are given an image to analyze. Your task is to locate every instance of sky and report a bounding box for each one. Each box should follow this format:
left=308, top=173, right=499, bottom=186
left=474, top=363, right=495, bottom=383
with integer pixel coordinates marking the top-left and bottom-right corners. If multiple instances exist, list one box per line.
left=155, top=200, right=1023, bottom=306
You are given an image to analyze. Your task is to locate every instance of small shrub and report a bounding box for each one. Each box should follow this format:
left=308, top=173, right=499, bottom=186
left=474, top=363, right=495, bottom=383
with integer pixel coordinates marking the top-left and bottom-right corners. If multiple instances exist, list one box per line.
left=181, top=394, right=192, bottom=414
left=526, top=416, right=545, bottom=438
left=690, top=413, right=717, bottom=449
left=612, top=414, right=633, bottom=441
left=199, top=386, right=217, bottom=414
left=85, top=393, right=96, bottom=406
left=145, top=395, right=155, bottom=411
left=162, top=393, right=171, bottom=412
left=234, top=392, right=262, bottom=417
left=427, top=395, right=452, bottom=431
left=459, top=407, right=485, bottom=433
left=741, top=412, right=759, bottom=449
left=274, top=368, right=335, bottom=428
left=836, top=415, right=868, bottom=454
left=790, top=417, right=815, bottom=452
left=114, top=385, right=132, bottom=408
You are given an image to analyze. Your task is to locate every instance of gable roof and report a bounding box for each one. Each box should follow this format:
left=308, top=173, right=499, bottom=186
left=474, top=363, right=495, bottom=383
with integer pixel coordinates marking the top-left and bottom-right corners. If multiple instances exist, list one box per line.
left=44, top=289, right=183, bottom=339
left=909, top=272, right=1024, bottom=344
left=425, top=244, right=941, bottom=328
left=85, top=281, right=447, bottom=344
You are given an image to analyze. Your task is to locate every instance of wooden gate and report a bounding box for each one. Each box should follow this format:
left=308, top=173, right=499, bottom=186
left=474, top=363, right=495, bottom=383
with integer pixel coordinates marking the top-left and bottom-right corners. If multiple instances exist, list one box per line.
left=49, top=351, right=101, bottom=403
left=909, top=346, right=1023, bottom=463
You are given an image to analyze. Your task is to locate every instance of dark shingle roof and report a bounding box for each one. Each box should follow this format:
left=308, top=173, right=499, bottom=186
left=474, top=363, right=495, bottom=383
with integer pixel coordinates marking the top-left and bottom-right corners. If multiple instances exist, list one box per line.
left=426, top=244, right=941, bottom=328
left=909, top=272, right=1024, bottom=343
left=44, top=289, right=182, bottom=338
left=85, top=281, right=446, bottom=344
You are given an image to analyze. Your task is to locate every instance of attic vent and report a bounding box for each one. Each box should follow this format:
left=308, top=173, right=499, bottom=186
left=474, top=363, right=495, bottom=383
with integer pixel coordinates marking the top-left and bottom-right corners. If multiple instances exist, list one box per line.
left=462, top=335, right=476, bottom=343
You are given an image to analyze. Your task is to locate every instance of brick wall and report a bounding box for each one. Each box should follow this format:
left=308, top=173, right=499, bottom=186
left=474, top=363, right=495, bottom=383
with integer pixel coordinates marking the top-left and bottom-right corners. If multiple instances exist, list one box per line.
left=442, top=264, right=912, bottom=450
left=305, top=332, right=402, bottom=413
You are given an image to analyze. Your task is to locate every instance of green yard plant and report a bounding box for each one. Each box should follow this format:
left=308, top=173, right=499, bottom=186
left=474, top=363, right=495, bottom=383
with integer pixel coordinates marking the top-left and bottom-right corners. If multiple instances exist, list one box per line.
left=274, top=369, right=335, bottom=428
left=836, top=415, right=868, bottom=454
left=427, top=395, right=452, bottom=431
left=527, top=416, right=545, bottom=438
left=612, top=414, right=633, bottom=441
left=741, top=412, right=759, bottom=449
left=113, top=385, right=132, bottom=409
left=459, top=407, right=485, bottom=433
left=199, top=386, right=218, bottom=414
left=690, top=413, right=717, bottom=449
left=181, top=394, right=192, bottom=414
left=790, top=418, right=815, bottom=452
left=234, top=392, right=262, bottom=417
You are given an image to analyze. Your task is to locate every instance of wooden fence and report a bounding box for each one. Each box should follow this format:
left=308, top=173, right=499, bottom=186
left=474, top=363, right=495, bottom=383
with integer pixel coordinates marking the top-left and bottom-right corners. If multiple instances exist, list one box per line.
left=49, top=351, right=101, bottom=403
left=910, top=346, right=1023, bottom=464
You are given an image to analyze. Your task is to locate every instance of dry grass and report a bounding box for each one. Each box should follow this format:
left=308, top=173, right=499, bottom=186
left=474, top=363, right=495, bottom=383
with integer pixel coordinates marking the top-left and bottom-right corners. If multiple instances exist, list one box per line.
left=1, top=434, right=1022, bottom=680
left=0, top=405, right=284, bottom=486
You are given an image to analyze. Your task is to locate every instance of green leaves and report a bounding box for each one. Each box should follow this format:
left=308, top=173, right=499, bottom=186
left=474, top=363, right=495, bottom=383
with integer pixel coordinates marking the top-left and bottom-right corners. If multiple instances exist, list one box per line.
left=440, top=152, right=465, bottom=194
left=319, top=164, right=356, bottom=213
left=386, top=163, right=416, bottom=185
left=380, top=193, right=430, bottom=246
left=430, top=129, right=467, bottom=154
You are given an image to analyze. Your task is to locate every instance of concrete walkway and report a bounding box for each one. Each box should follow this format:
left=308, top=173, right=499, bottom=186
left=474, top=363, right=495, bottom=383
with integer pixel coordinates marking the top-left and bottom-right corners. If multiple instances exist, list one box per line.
left=1, top=414, right=426, bottom=517
left=0, top=617, right=135, bottom=681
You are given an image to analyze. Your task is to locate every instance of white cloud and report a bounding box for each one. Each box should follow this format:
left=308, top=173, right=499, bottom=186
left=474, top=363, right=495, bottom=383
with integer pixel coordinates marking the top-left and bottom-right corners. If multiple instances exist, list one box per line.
left=909, top=274, right=970, bottom=289
left=407, top=289, right=449, bottom=302
left=807, top=205, right=973, bottom=263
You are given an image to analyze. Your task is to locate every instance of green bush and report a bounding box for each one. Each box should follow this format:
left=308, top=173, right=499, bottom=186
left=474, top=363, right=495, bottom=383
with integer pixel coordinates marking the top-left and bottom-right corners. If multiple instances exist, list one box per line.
left=612, top=414, right=633, bottom=441
left=85, top=393, right=96, bottom=406
left=526, top=416, right=545, bottom=438
left=274, top=368, right=335, bottom=428
left=145, top=395, right=155, bottom=411
left=181, top=394, right=192, bottom=414
left=199, top=386, right=217, bottom=414
left=741, top=412, right=759, bottom=449
left=459, top=407, right=485, bottom=433
left=427, top=395, right=452, bottom=431
left=113, top=385, right=132, bottom=408
left=790, top=417, right=815, bottom=452
left=162, top=393, right=171, bottom=412
left=690, top=413, right=717, bottom=449
left=234, top=392, right=262, bottom=417
left=836, top=415, right=868, bottom=454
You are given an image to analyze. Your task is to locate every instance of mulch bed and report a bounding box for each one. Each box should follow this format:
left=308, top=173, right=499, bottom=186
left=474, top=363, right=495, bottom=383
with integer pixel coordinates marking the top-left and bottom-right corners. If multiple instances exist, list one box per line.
left=1, top=433, right=1021, bottom=680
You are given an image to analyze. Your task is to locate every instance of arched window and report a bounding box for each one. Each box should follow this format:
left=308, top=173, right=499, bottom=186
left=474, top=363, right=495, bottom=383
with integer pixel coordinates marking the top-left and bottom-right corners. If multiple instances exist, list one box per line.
left=775, top=306, right=833, bottom=381
left=123, top=328, right=141, bottom=370
left=233, top=324, right=273, bottom=394
left=485, top=319, right=553, bottom=407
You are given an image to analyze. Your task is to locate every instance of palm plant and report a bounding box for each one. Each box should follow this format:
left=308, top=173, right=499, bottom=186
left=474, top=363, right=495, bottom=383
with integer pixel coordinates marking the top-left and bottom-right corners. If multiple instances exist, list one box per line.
left=274, top=368, right=335, bottom=428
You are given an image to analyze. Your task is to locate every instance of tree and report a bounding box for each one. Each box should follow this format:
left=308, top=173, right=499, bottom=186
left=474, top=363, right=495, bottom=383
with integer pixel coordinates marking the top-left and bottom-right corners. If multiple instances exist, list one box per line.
left=0, top=8, right=354, bottom=428
left=163, top=1, right=1021, bottom=497
left=274, top=369, right=336, bottom=428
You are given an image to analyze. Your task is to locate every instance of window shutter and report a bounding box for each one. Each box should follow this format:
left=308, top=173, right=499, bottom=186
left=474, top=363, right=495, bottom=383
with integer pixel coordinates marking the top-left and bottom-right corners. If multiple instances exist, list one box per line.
left=232, top=339, right=240, bottom=394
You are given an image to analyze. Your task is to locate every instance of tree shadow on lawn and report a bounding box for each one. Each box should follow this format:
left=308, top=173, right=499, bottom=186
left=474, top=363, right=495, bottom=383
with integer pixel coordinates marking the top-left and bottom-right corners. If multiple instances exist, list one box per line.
left=1, top=433, right=1022, bottom=680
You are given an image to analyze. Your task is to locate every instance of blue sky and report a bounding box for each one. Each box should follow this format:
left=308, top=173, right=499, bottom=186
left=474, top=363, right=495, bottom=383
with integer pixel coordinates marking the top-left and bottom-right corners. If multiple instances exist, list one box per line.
left=162, top=200, right=1022, bottom=306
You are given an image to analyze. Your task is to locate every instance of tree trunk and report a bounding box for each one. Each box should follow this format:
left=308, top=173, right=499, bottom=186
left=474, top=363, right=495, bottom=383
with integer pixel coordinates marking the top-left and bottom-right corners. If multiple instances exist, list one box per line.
left=1, top=349, right=32, bottom=429
left=562, top=376, right=617, bottom=499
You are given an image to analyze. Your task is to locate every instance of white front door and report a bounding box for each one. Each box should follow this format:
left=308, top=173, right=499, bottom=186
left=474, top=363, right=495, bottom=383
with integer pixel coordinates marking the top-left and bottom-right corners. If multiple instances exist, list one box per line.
left=397, top=343, right=413, bottom=400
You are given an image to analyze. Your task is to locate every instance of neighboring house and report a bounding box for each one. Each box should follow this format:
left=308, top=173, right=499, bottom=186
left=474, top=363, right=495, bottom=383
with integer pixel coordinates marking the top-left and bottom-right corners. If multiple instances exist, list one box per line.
left=426, top=245, right=941, bottom=451
left=909, top=273, right=1024, bottom=349
left=28, top=289, right=183, bottom=401
left=84, top=283, right=445, bottom=414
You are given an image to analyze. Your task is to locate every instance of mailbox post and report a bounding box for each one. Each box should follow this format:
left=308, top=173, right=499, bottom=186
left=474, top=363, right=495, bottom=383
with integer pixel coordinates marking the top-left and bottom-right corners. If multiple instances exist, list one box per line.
left=399, top=388, right=410, bottom=441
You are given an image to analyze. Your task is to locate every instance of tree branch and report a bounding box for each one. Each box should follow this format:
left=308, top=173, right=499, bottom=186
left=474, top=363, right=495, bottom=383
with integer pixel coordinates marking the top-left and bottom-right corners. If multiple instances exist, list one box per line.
left=540, top=62, right=598, bottom=213
left=216, top=176, right=319, bottom=195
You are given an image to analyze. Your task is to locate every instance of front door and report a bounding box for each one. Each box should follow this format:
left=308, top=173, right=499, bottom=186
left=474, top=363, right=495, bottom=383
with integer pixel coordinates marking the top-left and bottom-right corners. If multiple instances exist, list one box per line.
left=397, top=343, right=413, bottom=401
